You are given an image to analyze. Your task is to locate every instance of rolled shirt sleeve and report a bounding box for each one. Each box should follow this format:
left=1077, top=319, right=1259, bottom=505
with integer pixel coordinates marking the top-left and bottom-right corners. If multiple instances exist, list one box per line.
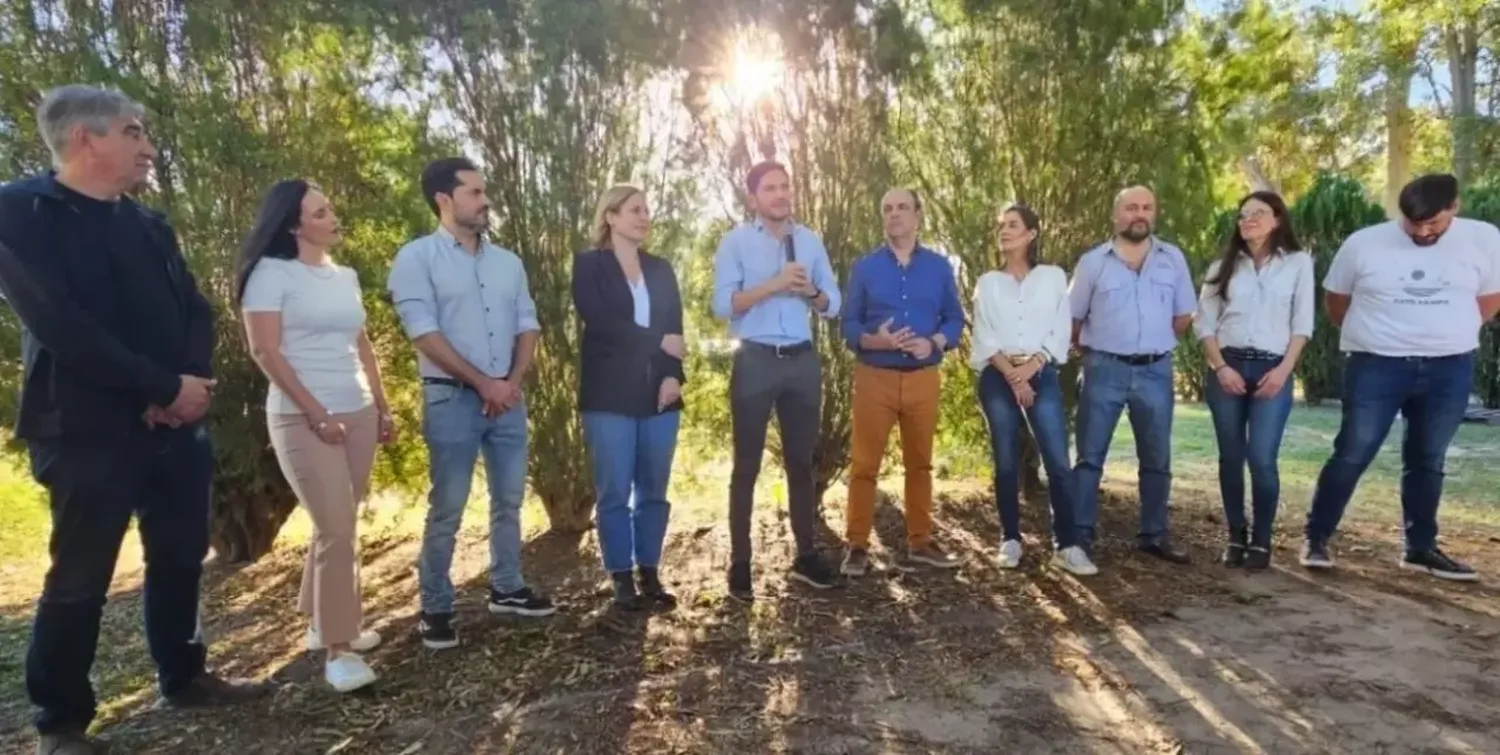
left=1291, top=253, right=1316, bottom=338
left=807, top=232, right=841, bottom=318
left=388, top=243, right=441, bottom=340
left=1194, top=260, right=1224, bottom=341
left=711, top=232, right=741, bottom=322
left=514, top=261, right=541, bottom=333
left=1173, top=249, right=1198, bottom=317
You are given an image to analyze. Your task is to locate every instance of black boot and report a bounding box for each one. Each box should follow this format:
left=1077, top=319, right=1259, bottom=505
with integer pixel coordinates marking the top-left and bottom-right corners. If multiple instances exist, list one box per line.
left=1221, top=528, right=1248, bottom=567
left=611, top=570, right=644, bottom=611
left=637, top=566, right=678, bottom=611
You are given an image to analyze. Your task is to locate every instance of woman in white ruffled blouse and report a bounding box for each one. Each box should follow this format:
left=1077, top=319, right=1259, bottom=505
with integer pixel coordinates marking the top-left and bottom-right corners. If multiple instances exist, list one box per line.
left=970, top=205, right=1097, bottom=576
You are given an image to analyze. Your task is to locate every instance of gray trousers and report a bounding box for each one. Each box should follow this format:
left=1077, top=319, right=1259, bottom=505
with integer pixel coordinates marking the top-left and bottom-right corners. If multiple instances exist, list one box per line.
left=728, top=343, right=822, bottom=563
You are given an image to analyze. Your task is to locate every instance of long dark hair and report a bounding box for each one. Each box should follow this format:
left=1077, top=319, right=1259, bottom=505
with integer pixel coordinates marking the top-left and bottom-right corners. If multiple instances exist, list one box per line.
left=234, top=179, right=313, bottom=307
left=1206, top=191, right=1301, bottom=302
left=997, top=203, right=1041, bottom=268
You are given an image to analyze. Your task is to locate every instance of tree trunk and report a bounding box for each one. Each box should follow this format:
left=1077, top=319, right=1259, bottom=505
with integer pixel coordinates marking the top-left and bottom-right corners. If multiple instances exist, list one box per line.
left=209, top=485, right=298, bottom=564
left=538, top=489, right=594, bottom=535
left=1445, top=24, right=1480, bottom=185
left=1383, top=56, right=1416, bottom=218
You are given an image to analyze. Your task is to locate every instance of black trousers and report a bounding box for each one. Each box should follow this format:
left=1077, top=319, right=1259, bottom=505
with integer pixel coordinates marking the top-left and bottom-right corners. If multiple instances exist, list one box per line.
left=26, top=425, right=212, bottom=734
left=728, top=344, right=822, bottom=563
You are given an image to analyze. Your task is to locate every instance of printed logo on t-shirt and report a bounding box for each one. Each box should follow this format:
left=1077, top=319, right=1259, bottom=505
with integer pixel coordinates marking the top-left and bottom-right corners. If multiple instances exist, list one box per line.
left=1395, top=267, right=1452, bottom=305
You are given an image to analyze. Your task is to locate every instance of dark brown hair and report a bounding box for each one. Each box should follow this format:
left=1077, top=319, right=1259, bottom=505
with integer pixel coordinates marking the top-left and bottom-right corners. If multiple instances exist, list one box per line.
left=1206, top=191, right=1301, bottom=303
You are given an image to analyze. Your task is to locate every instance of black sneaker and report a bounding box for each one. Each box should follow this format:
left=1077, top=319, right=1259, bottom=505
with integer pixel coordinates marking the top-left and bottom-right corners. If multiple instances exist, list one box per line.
left=1400, top=548, right=1477, bottom=582
left=727, top=561, right=754, bottom=603
left=489, top=587, right=557, bottom=617
left=418, top=612, right=459, bottom=650
left=789, top=554, right=841, bottom=589
left=1244, top=545, right=1272, bottom=571
left=1299, top=539, right=1334, bottom=570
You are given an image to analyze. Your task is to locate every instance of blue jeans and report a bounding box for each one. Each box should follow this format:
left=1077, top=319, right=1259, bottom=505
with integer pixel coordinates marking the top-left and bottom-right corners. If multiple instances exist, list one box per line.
left=977, top=364, right=1077, bottom=548
left=418, top=383, right=529, bottom=614
left=1073, top=351, right=1175, bottom=547
left=582, top=411, right=680, bottom=573
left=1305, top=351, right=1474, bottom=552
left=1204, top=355, right=1294, bottom=546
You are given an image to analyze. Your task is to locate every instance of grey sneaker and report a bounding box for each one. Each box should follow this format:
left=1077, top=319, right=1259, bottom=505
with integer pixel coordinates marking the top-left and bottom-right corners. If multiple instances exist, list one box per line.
left=1052, top=546, right=1099, bottom=576
left=1300, top=539, right=1334, bottom=569
left=842, top=548, right=870, bottom=576
left=907, top=542, right=961, bottom=569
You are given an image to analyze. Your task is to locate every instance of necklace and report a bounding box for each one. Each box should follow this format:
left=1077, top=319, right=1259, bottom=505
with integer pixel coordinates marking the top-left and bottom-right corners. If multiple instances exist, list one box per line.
left=298, top=259, right=337, bottom=279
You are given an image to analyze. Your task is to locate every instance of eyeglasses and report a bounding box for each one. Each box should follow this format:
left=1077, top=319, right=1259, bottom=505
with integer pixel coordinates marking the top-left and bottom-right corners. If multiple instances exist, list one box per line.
left=1238, top=209, right=1271, bottom=222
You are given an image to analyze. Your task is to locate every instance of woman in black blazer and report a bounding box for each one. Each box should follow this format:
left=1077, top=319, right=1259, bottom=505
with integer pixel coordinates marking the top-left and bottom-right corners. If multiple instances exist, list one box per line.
left=572, top=184, right=686, bottom=613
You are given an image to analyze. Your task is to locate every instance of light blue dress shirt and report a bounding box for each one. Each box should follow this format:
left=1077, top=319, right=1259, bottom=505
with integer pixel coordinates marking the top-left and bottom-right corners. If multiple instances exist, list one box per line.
left=387, top=226, right=541, bottom=379
left=1068, top=237, right=1197, bottom=356
left=711, top=219, right=841, bottom=345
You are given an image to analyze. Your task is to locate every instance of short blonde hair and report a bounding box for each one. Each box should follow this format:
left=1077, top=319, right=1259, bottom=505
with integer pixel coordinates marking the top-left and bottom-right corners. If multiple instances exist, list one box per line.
left=591, top=184, right=645, bottom=249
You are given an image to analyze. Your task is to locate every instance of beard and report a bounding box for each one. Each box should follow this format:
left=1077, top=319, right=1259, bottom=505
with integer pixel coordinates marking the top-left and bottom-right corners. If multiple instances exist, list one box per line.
left=1409, top=231, right=1443, bottom=247
left=1119, top=221, right=1152, bottom=243
left=460, top=208, right=491, bottom=235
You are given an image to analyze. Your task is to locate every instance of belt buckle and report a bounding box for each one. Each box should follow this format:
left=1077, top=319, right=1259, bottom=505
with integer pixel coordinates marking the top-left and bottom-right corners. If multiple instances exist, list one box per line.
left=1006, top=354, right=1032, bottom=366
left=774, top=343, right=790, bottom=359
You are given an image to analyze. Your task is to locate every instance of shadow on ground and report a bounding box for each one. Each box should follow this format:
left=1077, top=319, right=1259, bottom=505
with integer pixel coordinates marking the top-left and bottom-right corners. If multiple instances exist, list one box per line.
left=3, top=482, right=1499, bottom=754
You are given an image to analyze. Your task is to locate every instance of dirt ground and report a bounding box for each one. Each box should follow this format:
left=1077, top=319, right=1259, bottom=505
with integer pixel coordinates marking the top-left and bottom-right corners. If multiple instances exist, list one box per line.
left=1, top=483, right=1498, bottom=754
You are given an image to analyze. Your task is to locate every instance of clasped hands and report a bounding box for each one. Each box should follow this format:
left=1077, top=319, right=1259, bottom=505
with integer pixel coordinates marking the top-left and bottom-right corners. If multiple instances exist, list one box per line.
left=996, top=355, right=1045, bottom=408
left=1214, top=362, right=1290, bottom=399
left=866, top=318, right=938, bottom=360
left=142, top=374, right=216, bottom=429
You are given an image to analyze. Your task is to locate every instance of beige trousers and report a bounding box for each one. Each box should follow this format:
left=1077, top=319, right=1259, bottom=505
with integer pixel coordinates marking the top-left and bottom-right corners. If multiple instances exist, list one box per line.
left=268, top=405, right=379, bottom=646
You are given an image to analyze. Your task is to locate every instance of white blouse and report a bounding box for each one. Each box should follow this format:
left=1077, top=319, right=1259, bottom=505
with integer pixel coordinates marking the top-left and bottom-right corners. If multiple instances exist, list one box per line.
left=969, top=264, right=1072, bottom=371
left=1194, top=251, right=1315, bottom=354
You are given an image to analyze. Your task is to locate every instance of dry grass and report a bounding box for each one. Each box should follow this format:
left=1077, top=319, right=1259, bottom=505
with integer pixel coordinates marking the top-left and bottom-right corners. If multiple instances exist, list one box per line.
left=0, top=405, right=1498, bottom=753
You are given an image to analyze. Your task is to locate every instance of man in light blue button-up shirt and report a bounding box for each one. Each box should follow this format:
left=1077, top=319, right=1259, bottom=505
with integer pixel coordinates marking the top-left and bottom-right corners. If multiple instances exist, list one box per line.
left=388, top=157, right=554, bottom=647
left=711, top=160, right=843, bottom=599
left=1068, top=186, right=1197, bottom=567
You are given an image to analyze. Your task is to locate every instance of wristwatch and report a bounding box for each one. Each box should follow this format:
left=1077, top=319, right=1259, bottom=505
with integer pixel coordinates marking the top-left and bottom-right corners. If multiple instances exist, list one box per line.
left=804, top=286, right=821, bottom=300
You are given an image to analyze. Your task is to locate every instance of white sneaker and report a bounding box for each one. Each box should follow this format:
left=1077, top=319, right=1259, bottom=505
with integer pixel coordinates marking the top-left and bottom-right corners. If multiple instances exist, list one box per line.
left=998, top=539, right=1023, bottom=569
left=307, top=627, right=382, bottom=653
left=324, top=652, right=378, bottom=693
left=1053, top=546, right=1099, bottom=576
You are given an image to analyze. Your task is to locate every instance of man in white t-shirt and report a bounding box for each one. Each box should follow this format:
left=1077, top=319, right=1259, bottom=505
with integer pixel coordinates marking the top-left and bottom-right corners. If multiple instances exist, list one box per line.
left=1302, top=173, right=1500, bottom=580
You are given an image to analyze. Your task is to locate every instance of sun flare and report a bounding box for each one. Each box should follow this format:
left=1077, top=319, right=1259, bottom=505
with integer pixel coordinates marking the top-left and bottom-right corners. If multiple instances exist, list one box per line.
left=726, top=32, right=783, bottom=105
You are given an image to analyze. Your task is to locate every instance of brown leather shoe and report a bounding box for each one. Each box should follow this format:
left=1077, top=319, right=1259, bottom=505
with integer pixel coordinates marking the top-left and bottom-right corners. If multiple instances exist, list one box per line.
left=158, top=672, right=273, bottom=709
left=36, top=732, right=105, bottom=755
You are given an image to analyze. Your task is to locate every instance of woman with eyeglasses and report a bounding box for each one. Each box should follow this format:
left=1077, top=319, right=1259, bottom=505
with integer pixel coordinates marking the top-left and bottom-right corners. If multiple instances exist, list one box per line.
left=1195, top=192, right=1314, bottom=570
left=971, top=204, right=1097, bottom=576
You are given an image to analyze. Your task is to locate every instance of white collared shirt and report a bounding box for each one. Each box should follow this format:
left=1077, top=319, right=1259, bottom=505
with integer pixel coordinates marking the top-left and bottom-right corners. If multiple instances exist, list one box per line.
left=1194, top=250, right=1315, bottom=354
left=969, top=264, right=1071, bottom=371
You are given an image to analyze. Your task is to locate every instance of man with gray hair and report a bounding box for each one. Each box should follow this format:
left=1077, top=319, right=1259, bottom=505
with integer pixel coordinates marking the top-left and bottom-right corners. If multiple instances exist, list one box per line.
left=0, top=85, right=268, bottom=755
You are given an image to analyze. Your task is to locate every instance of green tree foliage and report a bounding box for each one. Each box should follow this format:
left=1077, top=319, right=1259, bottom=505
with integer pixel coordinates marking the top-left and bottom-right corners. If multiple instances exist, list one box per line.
left=0, top=0, right=446, bottom=561
left=1287, top=173, right=1387, bottom=404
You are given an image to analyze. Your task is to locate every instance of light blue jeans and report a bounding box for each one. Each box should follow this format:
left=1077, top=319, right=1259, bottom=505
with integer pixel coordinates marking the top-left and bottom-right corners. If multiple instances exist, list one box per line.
left=418, top=383, right=528, bottom=614
left=582, top=411, right=680, bottom=574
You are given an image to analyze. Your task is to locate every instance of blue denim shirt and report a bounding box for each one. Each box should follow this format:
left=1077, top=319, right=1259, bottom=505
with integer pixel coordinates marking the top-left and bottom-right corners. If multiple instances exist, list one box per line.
left=711, top=219, right=841, bottom=346
left=1068, top=237, right=1196, bottom=356
left=387, top=226, right=541, bottom=379
left=842, top=245, right=965, bottom=368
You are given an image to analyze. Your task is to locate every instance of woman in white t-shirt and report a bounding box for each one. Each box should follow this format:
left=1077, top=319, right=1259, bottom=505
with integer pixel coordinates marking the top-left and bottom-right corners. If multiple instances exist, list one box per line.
left=971, top=204, right=1097, bottom=576
left=1194, top=191, right=1313, bottom=571
left=234, top=180, right=397, bottom=693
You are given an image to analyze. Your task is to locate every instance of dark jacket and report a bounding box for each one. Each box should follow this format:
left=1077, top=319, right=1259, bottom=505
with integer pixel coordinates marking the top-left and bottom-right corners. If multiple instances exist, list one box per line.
left=572, top=248, right=685, bottom=417
left=0, top=173, right=216, bottom=440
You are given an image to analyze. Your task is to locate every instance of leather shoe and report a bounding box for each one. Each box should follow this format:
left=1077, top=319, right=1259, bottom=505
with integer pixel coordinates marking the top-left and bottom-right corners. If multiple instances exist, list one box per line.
left=1139, top=541, right=1191, bottom=565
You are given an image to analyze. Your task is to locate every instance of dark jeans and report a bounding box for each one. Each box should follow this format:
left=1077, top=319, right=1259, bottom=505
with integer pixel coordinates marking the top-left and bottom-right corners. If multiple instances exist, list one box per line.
left=1073, top=351, right=1175, bottom=547
left=26, top=426, right=213, bottom=734
left=1204, top=354, right=1294, bottom=546
left=976, top=364, right=1077, bottom=548
left=1305, top=351, right=1474, bottom=552
left=729, top=343, right=821, bottom=563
